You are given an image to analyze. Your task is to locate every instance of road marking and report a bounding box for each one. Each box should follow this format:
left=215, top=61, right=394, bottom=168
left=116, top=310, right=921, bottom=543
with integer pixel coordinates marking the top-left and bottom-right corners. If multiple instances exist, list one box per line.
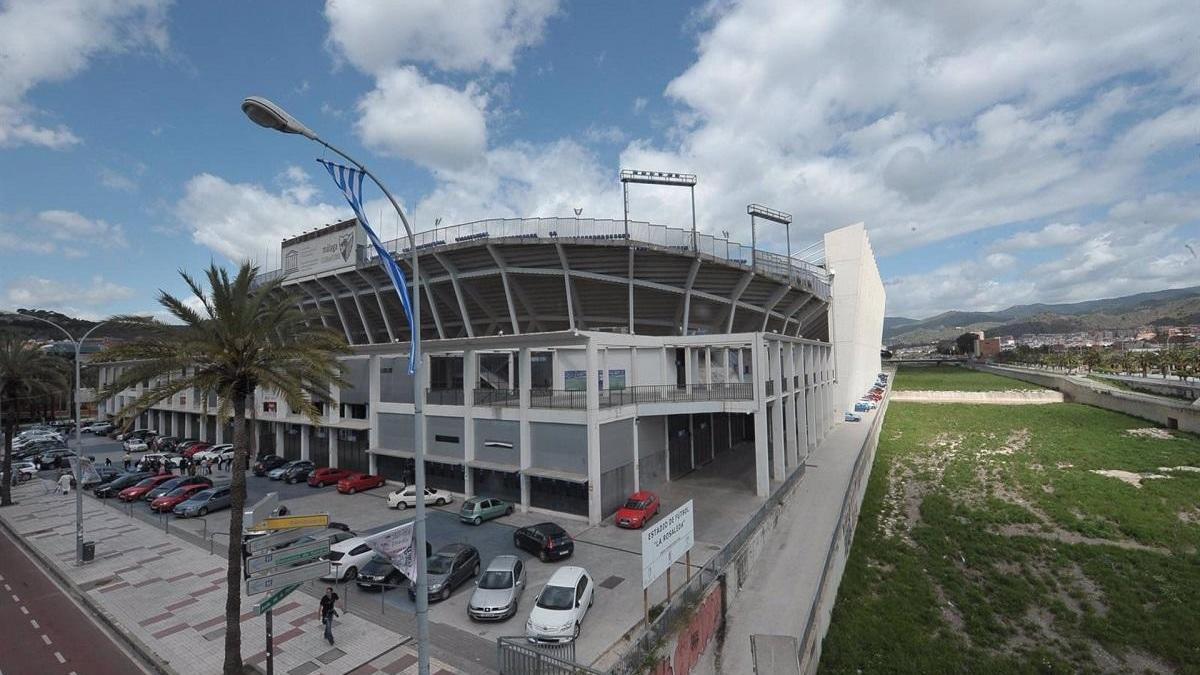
left=2, top=583, right=9, bottom=591
left=41, top=634, right=51, bottom=645
left=30, top=619, right=39, bottom=629
left=54, top=652, right=66, bottom=664
left=19, top=606, right=28, bottom=615
left=10, top=594, right=18, bottom=602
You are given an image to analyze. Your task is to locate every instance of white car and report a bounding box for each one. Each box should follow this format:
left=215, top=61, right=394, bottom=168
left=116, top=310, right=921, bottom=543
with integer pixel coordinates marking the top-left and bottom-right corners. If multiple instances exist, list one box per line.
left=526, top=566, right=595, bottom=643
left=387, top=485, right=452, bottom=509
left=124, top=438, right=150, bottom=452
left=86, top=422, right=115, bottom=435
left=193, top=444, right=233, bottom=462
left=138, top=453, right=182, bottom=469
left=322, top=537, right=377, bottom=582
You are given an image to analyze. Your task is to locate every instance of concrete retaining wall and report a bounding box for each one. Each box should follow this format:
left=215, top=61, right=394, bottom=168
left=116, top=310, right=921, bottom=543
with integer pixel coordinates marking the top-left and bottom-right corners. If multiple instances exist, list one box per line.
left=890, top=390, right=1063, bottom=404
left=973, top=364, right=1200, bottom=434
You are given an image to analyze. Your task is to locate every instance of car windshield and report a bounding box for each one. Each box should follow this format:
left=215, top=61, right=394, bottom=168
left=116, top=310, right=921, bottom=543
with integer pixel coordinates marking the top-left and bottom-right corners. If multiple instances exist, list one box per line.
left=134, top=477, right=159, bottom=488
left=624, top=499, right=648, bottom=510
left=165, top=487, right=193, bottom=497
left=536, top=585, right=575, bottom=610
left=478, top=570, right=513, bottom=590
left=188, top=489, right=213, bottom=501
left=362, top=556, right=393, bottom=575
left=427, top=555, right=454, bottom=574
left=157, top=479, right=182, bottom=490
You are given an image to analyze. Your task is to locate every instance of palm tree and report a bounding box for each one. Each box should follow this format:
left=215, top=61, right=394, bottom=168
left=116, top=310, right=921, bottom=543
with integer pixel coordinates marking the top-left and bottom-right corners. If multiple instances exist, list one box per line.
left=95, top=263, right=348, bottom=674
left=1, top=335, right=70, bottom=506
left=1135, top=350, right=1157, bottom=378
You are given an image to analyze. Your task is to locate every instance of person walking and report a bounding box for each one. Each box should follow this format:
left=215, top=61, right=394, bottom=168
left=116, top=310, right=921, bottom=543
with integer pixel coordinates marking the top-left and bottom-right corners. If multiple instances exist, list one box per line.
left=104, top=456, right=112, bottom=468
left=57, top=471, right=72, bottom=495
left=318, top=587, right=339, bottom=645
left=123, top=451, right=131, bottom=471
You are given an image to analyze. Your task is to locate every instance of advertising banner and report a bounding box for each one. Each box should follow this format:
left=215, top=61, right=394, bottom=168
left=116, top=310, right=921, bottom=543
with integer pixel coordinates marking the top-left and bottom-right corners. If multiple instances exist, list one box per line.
left=281, top=220, right=363, bottom=279
left=641, top=500, right=695, bottom=589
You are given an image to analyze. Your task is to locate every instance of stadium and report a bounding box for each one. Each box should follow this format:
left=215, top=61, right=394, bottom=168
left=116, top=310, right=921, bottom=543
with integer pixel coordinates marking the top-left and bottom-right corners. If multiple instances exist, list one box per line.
left=99, top=207, right=884, bottom=524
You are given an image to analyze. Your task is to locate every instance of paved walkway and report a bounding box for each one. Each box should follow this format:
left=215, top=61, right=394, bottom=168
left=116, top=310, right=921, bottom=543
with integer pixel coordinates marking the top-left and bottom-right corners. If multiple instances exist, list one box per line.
left=0, top=484, right=458, bottom=675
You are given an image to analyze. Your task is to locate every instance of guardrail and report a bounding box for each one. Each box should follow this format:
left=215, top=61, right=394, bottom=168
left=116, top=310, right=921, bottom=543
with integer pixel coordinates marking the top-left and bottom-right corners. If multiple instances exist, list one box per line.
left=426, top=388, right=465, bottom=406
left=497, top=636, right=601, bottom=675
left=470, top=384, right=756, bottom=410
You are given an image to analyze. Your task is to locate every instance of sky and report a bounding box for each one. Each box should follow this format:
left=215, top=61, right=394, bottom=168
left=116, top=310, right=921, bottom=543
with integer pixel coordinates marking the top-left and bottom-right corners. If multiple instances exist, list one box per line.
left=0, top=0, right=1197, bottom=322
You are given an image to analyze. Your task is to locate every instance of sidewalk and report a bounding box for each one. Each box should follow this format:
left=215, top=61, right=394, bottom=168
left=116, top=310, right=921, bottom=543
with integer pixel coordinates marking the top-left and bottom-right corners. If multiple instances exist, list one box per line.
left=0, top=483, right=458, bottom=675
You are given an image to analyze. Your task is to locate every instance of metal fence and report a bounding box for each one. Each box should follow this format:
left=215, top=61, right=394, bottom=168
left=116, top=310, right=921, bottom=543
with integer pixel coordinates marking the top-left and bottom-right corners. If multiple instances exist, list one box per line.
left=468, top=384, right=756, bottom=411
left=497, top=637, right=602, bottom=675
left=426, top=388, right=465, bottom=405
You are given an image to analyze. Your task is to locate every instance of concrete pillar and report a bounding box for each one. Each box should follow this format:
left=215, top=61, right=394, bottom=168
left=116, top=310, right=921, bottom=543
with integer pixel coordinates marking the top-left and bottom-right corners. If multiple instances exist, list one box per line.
left=688, top=414, right=696, bottom=469
left=585, top=339, right=602, bottom=525
left=795, top=346, right=809, bottom=463
left=507, top=352, right=514, bottom=390
left=185, top=413, right=194, bottom=439
left=215, top=419, right=224, bottom=444
left=518, top=348, right=531, bottom=512
left=327, top=382, right=341, bottom=425
left=275, top=424, right=284, bottom=456
left=463, top=349, right=477, bottom=497
left=770, top=340, right=785, bottom=481
left=327, top=431, right=337, bottom=468
left=684, top=347, right=693, bottom=395
left=369, top=452, right=377, bottom=474
left=784, top=342, right=798, bottom=471
left=752, top=337, right=770, bottom=497
left=368, top=355, right=380, bottom=451
left=705, top=347, right=712, bottom=386
left=300, top=426, right=310, bottom=461
left=632, top=416, right=641, bottom=492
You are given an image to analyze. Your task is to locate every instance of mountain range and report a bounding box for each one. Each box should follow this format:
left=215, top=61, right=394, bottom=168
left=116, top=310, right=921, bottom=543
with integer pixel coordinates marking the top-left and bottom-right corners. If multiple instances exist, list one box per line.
left=885, top=285, right=1200, bottom=346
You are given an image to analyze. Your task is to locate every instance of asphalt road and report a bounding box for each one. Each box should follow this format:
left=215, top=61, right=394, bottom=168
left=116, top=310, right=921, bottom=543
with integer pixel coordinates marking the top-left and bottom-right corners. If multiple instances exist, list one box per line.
left=0, top=525, right=148, bottom=675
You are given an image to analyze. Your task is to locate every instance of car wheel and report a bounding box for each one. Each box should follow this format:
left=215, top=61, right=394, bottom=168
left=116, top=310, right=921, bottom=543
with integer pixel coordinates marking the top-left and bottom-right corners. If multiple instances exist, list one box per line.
left=442, top=587, right=450, bottom=602
left=398, top=501, right=407, bottom=510
left=199, top=507, right=208, bottom=516
left=539, top=550, right=549, bottom=563
left=505, top=505, right=513, bottom=516
left=473, top=563, right=480, bottom=577
left=345, top=566, right=357, bottom=581
left=436, top=497, right=446, bottom=506
left=285, top=478, right=293, bottom=484
left=472, top=516, right=481, bottom=526
left=573, top=623, right=580, bottom=640
left=348, top=487, right=356, bottom=494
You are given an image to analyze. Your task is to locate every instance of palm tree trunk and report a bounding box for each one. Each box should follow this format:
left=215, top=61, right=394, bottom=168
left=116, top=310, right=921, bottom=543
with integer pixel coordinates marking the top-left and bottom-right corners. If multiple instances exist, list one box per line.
left=222, top=385, right=250, bottom=674
left=1, top=392, right=14, bottom=508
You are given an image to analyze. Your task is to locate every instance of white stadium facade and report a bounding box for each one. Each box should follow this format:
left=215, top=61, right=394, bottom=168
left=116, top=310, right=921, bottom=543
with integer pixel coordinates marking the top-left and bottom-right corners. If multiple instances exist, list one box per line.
left=99, top=213, right=884, bottom=524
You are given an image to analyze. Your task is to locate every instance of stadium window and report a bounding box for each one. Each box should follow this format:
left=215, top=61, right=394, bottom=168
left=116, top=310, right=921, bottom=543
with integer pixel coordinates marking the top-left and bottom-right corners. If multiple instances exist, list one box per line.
left=435, top=434, right=460, bottom=445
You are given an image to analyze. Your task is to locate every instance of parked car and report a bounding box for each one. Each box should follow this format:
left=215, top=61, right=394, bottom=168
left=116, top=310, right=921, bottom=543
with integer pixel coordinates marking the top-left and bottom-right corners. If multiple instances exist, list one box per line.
left=844, top=412, right=862, bottom=422
left=468, top=555, right=526, bottom=621
left=387, top=485, right=452, bottom=509
left=336, top=472, right=386, bottom=494
left=10, top=461, right=39, bottom=481
left=268, top=460, right=308, bottom=481
left=118, top=474, right=177, bottom=502
left=82, top=421, right=114, bottom=434
left=150, top=483, right=209, bottom=512
left=355, top=554, right=406, bottom=591
left=94, top=471, right=151, bottom=498
left=124, top=438, right=151, bottom=453
left=192, top=444, right=230, bottom=462
left=173, top=485, right=233, bottom=517
left=152, top=436, right=179, bottom=452
left=176, top=441, right=208, bottom=457
left=252, top=454, right=286, bottom=476
left=145, top=475, right=213, bottom=501
left=459, top=497, right=513, bottom=525
left=526, top=566, right=594, bottom=643
left=322, top=537, right=377, bottom=582
left=37, top=448, right=75, bottom=470
left=279, top=460, right=315, bottom=484
left=307, top=467, right=353, bottom=487
left=409, top=543, right=480, bottom=603
left=115, top=428, right=156, bottom=442
left=136, top=453, right=183, bottom=471
left=615, top=491, right=660, bottom=529
left=513, top=522, right=574, bottom=562
left=82, top=465, right=123, bottom=488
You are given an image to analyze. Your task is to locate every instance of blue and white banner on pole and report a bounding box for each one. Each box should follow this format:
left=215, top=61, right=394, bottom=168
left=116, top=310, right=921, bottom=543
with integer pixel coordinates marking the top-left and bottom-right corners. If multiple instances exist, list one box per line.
left=363, top=520, right=417, bottom=582
left=318, top=159, right=418, bottom=374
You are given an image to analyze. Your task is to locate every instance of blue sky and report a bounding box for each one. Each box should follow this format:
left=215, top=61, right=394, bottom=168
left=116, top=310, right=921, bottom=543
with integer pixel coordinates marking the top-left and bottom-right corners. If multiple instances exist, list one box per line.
left=1, top=0, right=1197, bottom=321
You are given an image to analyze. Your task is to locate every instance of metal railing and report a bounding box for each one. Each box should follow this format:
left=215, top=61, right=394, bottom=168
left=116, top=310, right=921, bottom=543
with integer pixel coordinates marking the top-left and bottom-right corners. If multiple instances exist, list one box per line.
left=426, top=388, right=464, bottom=406
left=497, top=636, right=601, bottom=675
left=474, top=388, right=520, bottom=406
left=529, top=389, right=587, bottom=409
left=441, top=383, right=758, bottom=410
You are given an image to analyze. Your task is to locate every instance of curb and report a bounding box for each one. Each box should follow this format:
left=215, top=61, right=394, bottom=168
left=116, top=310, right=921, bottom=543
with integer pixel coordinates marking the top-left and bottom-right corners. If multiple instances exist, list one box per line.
left=0, top=500, right=175, bottom=675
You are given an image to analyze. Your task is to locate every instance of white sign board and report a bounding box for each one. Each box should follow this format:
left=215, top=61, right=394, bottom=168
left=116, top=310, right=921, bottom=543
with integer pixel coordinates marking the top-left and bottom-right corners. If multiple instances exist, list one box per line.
left=244, top=492, right=278, bottom=530
left=245, top=538, right=331, bottom=577
left=245, top=560, right=329, bottom=596
left=281, top=220, right=363, bottom=279
left=641, top=500, right=694, bottom=589
left=244, top=526, right=323, bottom=555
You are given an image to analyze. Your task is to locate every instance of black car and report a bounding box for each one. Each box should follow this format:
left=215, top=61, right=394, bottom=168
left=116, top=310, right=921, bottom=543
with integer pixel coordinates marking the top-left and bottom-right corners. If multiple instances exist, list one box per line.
left=252, top=454, right=286, bottom=476
left=37, top=448, right=75, bottom=470
left=280, top=460, right=315, bottom=484
left=513, top=522, right=574, bottom=562
left=145, top=475, right=213, bottom=501
left=82, top=466, right=123, bottom=488
left=356, top=554, right=406, bottom=591
left=94, top=471, right=151, bottom=498
left=409, top=543, right=481, bottom=602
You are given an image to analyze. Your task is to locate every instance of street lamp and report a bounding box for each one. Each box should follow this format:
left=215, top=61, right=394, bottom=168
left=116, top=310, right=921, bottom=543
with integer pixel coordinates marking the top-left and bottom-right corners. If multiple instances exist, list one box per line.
left=5, top=311, right=106, bottom=564
left=241, top=96, right=433, bottom=675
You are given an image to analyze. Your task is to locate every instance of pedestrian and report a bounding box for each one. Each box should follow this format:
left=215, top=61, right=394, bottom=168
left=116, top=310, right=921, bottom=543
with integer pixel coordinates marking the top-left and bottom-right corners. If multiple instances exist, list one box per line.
left=123, top=452, right=131, bottom=471
left=57, top=471, right=72, bottom=495
left=104, top=456, right=112, bottom=468
left=206, top=458, right=213, bottom=475
left=318, top=587, right=339, bottom=645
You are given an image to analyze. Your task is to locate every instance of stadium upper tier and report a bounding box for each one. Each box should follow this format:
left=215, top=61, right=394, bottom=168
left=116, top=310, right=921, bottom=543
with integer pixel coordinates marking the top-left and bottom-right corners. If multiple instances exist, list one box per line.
left=257, top=217, right=832, bottom=344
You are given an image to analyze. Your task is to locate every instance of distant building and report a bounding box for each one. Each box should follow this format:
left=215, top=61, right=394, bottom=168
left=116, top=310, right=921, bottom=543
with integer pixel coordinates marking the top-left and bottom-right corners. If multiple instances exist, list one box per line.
left=975, top=337, right=1001, bottom=359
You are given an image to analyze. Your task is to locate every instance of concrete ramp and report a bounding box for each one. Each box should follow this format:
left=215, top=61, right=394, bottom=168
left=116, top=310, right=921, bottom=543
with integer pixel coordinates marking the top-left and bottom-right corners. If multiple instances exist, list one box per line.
left=751, top=635, right=801, bottom=675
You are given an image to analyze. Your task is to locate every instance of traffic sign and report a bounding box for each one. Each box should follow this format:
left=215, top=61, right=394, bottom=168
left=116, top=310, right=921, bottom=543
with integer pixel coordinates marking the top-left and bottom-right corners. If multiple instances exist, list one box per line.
left=641, top=500, right=694, bottom=589
left=245, top=492, right=279, bottom=529
left=246, top=538, right=331, bottom=577
left=255, top=584, right=300, bottom=615
left=246, top=560, right=329, bottom=596
left=244, top=526, right=324, bottom=555
left=259, top=513, right=329, bottom=531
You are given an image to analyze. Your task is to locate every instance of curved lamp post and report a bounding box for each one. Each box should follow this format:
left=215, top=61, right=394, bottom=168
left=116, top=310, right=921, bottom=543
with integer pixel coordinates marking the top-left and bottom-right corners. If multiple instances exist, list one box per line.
left=240, top=96, right=431, bottom=675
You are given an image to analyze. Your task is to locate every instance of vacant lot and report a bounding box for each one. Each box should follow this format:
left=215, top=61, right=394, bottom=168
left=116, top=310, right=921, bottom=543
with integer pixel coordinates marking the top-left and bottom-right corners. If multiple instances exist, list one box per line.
left=820, top=401, right=1200, bottom=674
left=893, top=364, right=1042, bottom=391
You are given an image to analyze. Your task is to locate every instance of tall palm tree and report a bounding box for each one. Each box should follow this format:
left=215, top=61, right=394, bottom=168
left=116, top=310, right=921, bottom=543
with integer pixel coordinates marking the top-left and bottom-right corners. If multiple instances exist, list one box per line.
left=96, top=263, right=348, bottom=674
left=1, top=335, right=69, bottom=506
left=1135, top=350, right=1157, bottom=378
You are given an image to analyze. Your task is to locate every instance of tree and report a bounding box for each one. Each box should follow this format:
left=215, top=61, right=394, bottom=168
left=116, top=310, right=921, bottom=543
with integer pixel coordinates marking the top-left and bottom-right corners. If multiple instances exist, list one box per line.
left=955, top=332, right=978, bottom=356
left=1081, top=348, right=1101, bottom=373
left=1135, top=351, right=1157, bottom=378
left=1, top=335, right=69, bottom=506
left=95, top=263, right=349, bottom=674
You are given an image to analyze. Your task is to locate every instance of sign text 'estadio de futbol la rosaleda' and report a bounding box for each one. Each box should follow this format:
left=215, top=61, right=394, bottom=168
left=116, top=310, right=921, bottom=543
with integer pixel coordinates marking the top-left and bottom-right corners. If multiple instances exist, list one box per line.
left=640, top=500, right=694, bottom=589
left=245, top=560, right=330, bottom=596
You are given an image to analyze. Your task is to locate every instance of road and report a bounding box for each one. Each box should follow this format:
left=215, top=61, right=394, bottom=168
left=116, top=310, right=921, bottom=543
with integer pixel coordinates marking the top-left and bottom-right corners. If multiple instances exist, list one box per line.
left=0, top=525, right=149, bottom=675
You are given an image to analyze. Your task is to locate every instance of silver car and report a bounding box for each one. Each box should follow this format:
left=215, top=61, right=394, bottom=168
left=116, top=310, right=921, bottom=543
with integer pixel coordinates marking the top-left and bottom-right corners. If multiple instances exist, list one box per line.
left=468, top=555, right=526, bottom=621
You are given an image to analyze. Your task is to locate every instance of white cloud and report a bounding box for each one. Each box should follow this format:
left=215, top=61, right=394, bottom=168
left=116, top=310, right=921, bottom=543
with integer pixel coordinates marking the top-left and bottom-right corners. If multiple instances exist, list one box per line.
left=583, top=124, right=627, bottom=145
left=98, top=167, right=138, bottom=192
left=0, top=0, right=169, bottom=148
left=3, top=275, right=134, bottom=318
left=992, top=223, right=1086, bottom=252
left=355, top=67, right=488, bottom=170
left=38, top=210, right=128, bottom=248
left=632, top=97, right=648, bottom=115
left=324, top=0, right=558, bottom=74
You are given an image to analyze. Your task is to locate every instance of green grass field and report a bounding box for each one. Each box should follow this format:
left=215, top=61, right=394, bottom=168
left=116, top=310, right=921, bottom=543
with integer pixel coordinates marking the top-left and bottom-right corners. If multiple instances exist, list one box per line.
left=892, top=364, right=1042, bottom=391
left=819, top=402, right=1200, bottom=674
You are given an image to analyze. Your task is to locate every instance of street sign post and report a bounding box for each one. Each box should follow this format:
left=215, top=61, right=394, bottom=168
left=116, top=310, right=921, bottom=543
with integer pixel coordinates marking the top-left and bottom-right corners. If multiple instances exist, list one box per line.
left=244, top=526, right=324, bottom=555
left=641, top=500, right=694, bottom=589
left=259, top=513, right=330, bottom=531
left=255, top=583, right=300, bottom=615
left=246, top=560, right=329, bottom=596
left=246, top=538, right=331, bottom=577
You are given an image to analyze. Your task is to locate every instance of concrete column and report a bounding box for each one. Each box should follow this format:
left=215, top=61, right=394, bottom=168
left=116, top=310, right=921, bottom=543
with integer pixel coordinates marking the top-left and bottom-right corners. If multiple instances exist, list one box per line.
left=806, top=345, right=816, bottom=452
left=784, top=342, right=798, bottom=471
left=184, top=413, right=194, bottom=438
left=518, top=348, right=531, bottom=512
left=300, top=426, right=310, bottom=461
left=632, top=416, right=641, bottom=492
left=328, top=431, right=338, bottom=468
left=507, top=352, right=514, bottom=390
left=688, top=414, right=696, bottom=469
left=463, top=349, right=477, bottom=497
left=770, top=340, right=785, bottom=481
left=705, top=347, right=712, bottom=386
left=368, top=355, right=380, bottom=452
left=684, top=347, right=693, bottom=394
left=215, top=419, right=224, bottom=444
left=275, top=423, right=284, bottom=456
left=751, top=337, right=770, bottom=497
left=795, top=346, right=809, bottom=462
left=585, top=340, right=602, bottom=524
left=327, top=382, right=341, bottom=425
left=660, top=346, right=668, bottom=389
left=369, top=452, right=377, bottom=474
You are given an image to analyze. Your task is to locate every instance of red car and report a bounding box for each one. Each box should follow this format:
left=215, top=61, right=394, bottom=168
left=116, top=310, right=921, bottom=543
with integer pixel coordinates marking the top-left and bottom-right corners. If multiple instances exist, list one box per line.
left=308, top=467, right=353, bottom=487
left=149, top=483, right=208, bottom=512
left=336, top=473, right=386, bottom=494
left=118, top=474, right=176, bottom=502
left=181, top=442, right=211, bottom=458
left=615, top=491, right=661, bottom=529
